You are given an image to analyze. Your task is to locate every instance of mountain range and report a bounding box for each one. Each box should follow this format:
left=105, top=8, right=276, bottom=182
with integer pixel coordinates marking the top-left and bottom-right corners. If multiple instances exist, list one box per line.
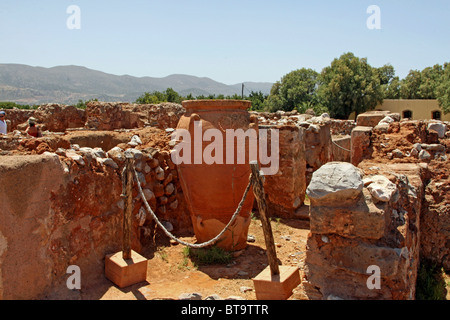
left=0, top=64, right=273, bottom=105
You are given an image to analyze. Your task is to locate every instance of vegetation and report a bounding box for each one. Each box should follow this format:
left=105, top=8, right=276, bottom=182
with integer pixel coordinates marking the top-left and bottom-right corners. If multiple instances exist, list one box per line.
left=264, top=68, right=319, bottom=113
left=184, top=246, right=233, bottom=266
left=416, top=259, right=448, bottom=300
left=5, top=53, right=447, bottom=117
left=134, top=87, right=268, bottom=111
left=0, top=102, right=38, bottom=110
left=133, top=53, right=449, bottom=117
left=74, top=98, right=98, bottom=109
left=316, top=53, right=387, bottom=119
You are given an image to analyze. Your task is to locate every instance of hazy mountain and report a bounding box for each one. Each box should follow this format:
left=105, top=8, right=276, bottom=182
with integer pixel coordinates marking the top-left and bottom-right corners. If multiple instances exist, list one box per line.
left=0, top=64, right=273, bottom=105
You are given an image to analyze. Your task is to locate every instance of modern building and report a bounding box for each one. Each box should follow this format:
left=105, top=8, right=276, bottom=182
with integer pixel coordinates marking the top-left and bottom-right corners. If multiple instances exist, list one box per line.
left=376, top=99, right=450, bottom=121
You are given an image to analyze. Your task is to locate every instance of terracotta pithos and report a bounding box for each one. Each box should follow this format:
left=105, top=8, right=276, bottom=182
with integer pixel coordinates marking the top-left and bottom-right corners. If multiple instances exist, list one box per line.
left=176, top=100, right=258, bottom=251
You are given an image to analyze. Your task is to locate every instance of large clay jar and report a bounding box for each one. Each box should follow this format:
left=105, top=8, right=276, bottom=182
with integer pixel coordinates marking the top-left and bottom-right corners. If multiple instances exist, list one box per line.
left=175, top=100, right=258, bottom=251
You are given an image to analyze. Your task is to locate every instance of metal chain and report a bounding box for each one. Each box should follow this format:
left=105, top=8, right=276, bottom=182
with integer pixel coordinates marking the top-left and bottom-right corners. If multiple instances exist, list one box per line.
left=131, top=166, right=253, bottom=248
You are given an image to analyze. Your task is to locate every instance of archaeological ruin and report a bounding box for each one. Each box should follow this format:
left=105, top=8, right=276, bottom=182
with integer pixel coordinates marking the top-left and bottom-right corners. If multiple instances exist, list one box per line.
left=0, top=100, right=449, bottom=300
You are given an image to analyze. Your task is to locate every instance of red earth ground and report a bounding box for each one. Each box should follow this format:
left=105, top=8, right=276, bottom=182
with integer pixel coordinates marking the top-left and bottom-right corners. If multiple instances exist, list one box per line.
left=76, top=214, right=311, bottom=300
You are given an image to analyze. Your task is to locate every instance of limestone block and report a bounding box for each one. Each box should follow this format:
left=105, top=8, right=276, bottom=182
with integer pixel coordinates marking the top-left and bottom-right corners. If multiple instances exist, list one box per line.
left=306, top=162, right=363, bottom=207
left=356, top=112, right=388, bottom=127
left=309, top=188, right=386, bottom=239
left=427, top=122, right=446, bottom=138
left=364, top=175, right=398, bottom=202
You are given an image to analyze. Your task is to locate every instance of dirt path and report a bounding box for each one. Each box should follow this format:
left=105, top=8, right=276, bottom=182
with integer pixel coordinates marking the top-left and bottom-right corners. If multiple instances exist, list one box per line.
left=81, top=215, right=310, bottom=300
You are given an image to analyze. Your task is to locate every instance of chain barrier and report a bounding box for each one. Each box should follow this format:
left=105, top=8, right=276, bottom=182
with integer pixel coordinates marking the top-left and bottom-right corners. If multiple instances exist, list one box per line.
left=128, top=165, right=253, bottom=249
left=332, top=139, right=351, bottom=152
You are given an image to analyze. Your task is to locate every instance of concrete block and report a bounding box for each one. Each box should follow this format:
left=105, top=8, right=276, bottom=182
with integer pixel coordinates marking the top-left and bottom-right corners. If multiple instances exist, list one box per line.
left=105, top=250, right=148, bottom=288
left=253, top=266, right=300, bottom=300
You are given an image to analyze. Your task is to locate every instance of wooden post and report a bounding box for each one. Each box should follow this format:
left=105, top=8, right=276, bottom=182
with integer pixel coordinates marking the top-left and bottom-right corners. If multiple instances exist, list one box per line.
left=250, top=160, right=279, bottom=276
left=105, top=153, right=148, bottom=288
left=122, top=155, right=134, bottom=260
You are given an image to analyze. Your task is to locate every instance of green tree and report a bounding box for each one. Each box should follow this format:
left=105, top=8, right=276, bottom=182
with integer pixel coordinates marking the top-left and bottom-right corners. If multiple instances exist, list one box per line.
left=135, top=88, right=183, bottom=104
left=317, top=52, right=385, bottom=119
left=385, top=76, right=401, bottom=99
left=264, top=68, right=319, bottom=112
left=247, top=90, right=268, bottom=111
left=419, top=64, right=445, bottom=99
left=164, top=88, right=183, bottom=103
left=436, top=63, right=450, bottom=114
left=400, top=70, right=423, bottom=99
left=135, top=92, right=161, bottom=104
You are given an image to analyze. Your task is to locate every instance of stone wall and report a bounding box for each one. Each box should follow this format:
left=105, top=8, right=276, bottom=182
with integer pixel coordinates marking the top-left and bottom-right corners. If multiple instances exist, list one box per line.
left=0, top=153, right=124, bottom=299
left=85, top=102, right=184, bottom=131
left=2, top=102, right=185, bottom=133
left=262, top=125, right=306, bottom=218
left=299, top=161, right=427, bottom=300
left=0, top=132, right=192, bottom=299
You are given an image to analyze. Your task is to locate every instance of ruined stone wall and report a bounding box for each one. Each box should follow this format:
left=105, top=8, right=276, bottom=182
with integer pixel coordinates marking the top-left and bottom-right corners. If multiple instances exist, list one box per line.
left=262, top=125, right=306, bottom=218
left=355, top=113, right=449, bottom=272
left=0, top=130, right=192, bottom=299
left=0, top=153, right=123, bottom=299
left=84, top=102, right=184, bottom=131
left=299, top=161, right=427, bottom=300
left=3, top=102, right=185, bottom=133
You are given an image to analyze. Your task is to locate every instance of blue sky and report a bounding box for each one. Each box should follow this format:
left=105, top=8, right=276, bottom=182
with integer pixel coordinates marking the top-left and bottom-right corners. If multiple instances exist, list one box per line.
left=0, top=0, right=449, bottom=84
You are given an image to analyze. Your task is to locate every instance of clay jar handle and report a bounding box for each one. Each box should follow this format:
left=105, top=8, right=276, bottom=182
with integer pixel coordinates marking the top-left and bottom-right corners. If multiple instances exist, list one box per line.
left=191, top=113, right=201, bottom=122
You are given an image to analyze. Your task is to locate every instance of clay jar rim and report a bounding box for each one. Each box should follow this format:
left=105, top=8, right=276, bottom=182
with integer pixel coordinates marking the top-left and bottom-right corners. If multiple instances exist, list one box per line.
left=182, top=99, right=252, bottom=111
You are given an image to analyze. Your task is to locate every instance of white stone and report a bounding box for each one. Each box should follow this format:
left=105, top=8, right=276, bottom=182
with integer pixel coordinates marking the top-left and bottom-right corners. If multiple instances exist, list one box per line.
left=96, top=157, right=118, bottom=169
left=93, top=147, right=106, bottom=158
left=428, top=122, right=446, bottom=138
left=419, top=150, right=431, bottom=160
left=107, top=146, right=125, bottom=163
left=155, top=166, right=165, bottom=180
left=365, top=175, right=398, bottom=202
left=378, top=116, right=394, bottom=125
left=306, top=162, right=364, bottom=204
left=125, top=148, right=144, bottom=161
left=66, top=151, right=85, bottom=166
left=129, top=135, right=142, bottom=146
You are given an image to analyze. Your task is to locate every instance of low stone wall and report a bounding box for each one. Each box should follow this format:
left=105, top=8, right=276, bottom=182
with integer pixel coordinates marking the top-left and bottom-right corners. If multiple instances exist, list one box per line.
left=0, top=132, right=192, bottom=299
left=0, top=153, right=124, bottom=299
left=85, top=102, right=184, bottom=131
left=2, top=102, right=185, bottom=133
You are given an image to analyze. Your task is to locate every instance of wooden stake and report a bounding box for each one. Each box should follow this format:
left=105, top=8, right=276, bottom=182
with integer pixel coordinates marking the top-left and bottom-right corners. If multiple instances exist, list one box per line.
left=250, top=161, right=279, bottom=276
left=122, top=156, right=134, bottom=260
